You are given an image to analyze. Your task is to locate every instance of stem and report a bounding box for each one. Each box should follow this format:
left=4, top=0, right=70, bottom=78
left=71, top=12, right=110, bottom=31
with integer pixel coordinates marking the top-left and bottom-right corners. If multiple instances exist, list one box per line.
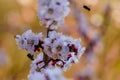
left=40, top=27, right=54, bottom=68
left=40, top=44, right=50, bottom=68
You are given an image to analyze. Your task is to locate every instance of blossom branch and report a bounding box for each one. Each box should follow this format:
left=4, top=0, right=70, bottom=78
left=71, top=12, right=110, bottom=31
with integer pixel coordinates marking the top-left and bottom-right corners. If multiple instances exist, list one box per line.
left=15, top=0, right=85, bottom=80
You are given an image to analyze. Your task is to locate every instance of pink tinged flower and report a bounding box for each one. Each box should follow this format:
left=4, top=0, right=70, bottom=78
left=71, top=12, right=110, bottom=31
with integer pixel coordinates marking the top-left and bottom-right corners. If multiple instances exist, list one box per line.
left=15, top=30, right=43, bottom=55
left=28, top=72, right=46, bottom=80
left=43, top=67, right=66, bottom=80
left=28, top=67, right=66, bottom=80
left=42, top=31, right=85, bottom=61
left=30, top=53, right=45, bottom=73
left=38, top=0, right=70, bottom=29
left=50, top=0, right=70, bottom=17
left=15, top=35, right=27, bottom=50
left=51, top=39, right=70, bottom=59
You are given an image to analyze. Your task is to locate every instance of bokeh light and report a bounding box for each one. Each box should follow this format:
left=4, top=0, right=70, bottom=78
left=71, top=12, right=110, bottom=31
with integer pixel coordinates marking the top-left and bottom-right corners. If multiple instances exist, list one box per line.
left=0, top=0, right=120, bottom=80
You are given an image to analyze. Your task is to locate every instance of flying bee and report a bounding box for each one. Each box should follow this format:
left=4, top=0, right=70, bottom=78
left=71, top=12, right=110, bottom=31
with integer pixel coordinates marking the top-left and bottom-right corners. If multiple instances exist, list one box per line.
left=83, top=5, right=91, bottom=11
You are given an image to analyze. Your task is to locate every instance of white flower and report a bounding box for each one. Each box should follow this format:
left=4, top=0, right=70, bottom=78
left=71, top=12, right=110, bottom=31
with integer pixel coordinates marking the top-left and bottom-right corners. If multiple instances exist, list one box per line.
left=42, top=31, right=85, bottom=71
left=28, top=71, right=46, bottom=80
left=30, top=53, right=44, bottom=73
left=43, top=31, right=85, bottom=60
left=48, top=31, right=62, bottom=39
left=38, top=0, right=70, bottom=29
left=15, top=35, right=27, bottom=49
left=15, top=30, right=43, bottom=55
left=51, top=38, right=69, bottom=59
left=63, top=52, right=79, bottom=71
left=43, top=67, right=66, bottom=80
left=28, top=67, right=66, bottom=80
left=68, top=39, right=85, bottom=59
left=50, top=0, right=70, bottom=17
left=43, top=31, right=70, bottom=60
left=42, top=31, right=85, bottom=64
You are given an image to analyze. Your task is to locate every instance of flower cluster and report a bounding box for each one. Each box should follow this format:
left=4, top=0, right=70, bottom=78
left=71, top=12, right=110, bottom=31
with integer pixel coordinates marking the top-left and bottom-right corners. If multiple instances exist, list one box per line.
left=43, top=31, right=85, bottom=70
left=15, top=0, right=85, bottom=80
left=15, top=30, right=43, bottom=60
left=38, top=0, right=70, bottom=29
left=15, top=30, right=43, bottom=55
left=28, top=67, right=66, bottom=80
left=15, top=30, right=85, bottom=71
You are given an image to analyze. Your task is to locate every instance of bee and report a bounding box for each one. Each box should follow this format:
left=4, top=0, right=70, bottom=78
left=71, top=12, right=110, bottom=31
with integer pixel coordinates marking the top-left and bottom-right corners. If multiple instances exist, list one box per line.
left=83, top=5, right=91, bottom=11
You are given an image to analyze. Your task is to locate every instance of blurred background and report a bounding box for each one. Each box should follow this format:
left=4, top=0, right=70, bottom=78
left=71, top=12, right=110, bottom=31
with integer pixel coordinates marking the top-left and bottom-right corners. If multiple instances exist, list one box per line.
left=0, top=0, right=120, bottom=80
